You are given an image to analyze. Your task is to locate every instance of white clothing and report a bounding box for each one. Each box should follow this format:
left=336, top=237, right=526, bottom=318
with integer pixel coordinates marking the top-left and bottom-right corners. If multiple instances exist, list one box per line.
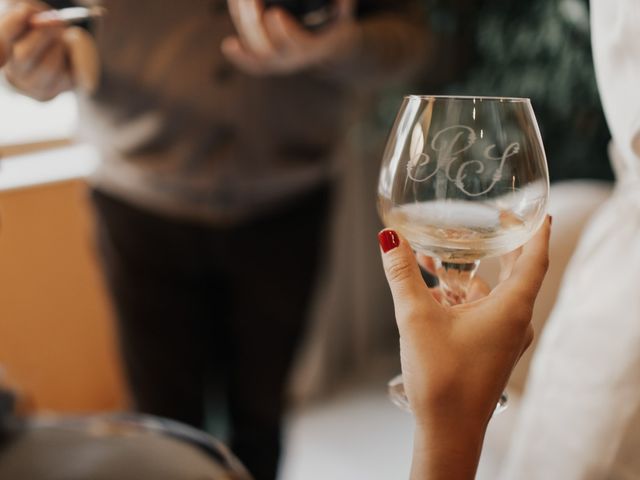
left=498, top=1, right=640, bottom=478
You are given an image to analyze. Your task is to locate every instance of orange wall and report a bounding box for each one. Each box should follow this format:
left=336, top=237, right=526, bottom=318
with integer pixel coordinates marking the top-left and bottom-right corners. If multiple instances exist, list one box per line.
left=0, top=179, right=127, bottom=413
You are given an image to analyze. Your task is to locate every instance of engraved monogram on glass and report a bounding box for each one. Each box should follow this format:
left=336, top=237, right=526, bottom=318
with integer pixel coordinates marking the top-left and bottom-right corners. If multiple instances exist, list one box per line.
left=407, top=124, right=521, bottom=197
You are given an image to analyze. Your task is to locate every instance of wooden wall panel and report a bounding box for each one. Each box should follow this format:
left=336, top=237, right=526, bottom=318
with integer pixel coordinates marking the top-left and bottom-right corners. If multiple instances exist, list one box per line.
left=0, top=179, right=127, bottom=412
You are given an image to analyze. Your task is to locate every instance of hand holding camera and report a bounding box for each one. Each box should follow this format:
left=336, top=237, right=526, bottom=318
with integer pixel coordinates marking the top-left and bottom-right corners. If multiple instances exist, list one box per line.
left=223, top=0, right=360, bottom=76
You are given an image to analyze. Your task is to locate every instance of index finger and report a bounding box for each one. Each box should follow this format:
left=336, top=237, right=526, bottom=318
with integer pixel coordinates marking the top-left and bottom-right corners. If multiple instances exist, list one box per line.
left=0, top=4, right=37, bottom=65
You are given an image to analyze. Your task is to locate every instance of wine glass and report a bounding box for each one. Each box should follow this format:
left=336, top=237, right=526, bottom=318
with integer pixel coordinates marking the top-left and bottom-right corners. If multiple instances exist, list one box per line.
left=377, top=95, right=549, bottom=413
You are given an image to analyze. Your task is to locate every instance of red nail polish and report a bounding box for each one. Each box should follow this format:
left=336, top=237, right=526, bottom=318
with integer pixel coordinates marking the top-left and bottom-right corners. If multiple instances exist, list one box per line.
left=378, top=229, right=400, bottom=253
left=549, top=215, right=553, bottom=225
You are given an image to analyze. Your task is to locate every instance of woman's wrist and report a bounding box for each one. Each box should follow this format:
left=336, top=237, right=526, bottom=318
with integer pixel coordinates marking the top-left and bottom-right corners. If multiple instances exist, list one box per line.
left=410, top=415, right=487, bottom=480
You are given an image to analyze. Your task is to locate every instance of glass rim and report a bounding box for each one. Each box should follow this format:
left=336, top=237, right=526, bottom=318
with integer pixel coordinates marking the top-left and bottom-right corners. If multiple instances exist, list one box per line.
left=404, top=94, right=531, bottom=103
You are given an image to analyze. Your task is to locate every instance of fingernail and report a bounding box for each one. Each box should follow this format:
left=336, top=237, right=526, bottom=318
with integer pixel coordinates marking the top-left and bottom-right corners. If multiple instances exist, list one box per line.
left=549, top=215, right=553, bottom=225
left=378, top=229, right=400, bottom=253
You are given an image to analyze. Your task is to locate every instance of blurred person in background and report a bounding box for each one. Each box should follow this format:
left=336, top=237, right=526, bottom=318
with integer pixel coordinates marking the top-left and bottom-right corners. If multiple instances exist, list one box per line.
left=0, top=10, right=247, bottom=480
left=7, top=3, right=637, bottom=478
left=0, top=2, right=551, bottom=457
left=0, top=1, right=435, bottom=478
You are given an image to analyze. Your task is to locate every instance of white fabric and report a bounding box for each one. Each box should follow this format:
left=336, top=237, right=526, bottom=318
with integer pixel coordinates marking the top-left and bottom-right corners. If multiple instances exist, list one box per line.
left=478, top=180, right=612, bottom=395
left=497, top=1, right=640, bottom=478
left=476, top=181, right=613, bottom=480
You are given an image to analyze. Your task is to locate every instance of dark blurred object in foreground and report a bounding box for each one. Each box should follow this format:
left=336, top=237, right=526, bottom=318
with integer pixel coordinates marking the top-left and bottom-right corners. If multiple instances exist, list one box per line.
left=0, top=411, right=251, bottom=480
left=0, top=388, right=17, bottom=445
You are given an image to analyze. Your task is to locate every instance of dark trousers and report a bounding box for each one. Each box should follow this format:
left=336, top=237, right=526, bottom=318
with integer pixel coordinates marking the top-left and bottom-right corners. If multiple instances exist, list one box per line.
left=91, top=187, right=330, bottom=480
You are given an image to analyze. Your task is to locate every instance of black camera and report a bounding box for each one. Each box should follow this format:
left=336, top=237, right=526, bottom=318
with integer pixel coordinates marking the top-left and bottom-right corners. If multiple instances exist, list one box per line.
left=263, top=0, right=335, bottom=29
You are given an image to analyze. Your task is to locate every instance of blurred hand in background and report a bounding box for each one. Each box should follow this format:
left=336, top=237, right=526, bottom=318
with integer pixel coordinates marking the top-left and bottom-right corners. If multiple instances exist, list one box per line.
left=223, top=0, right=360, bottom=75
left=0, top=2, right=32, bottom=67
left=2, top=0, right=99, bottom=100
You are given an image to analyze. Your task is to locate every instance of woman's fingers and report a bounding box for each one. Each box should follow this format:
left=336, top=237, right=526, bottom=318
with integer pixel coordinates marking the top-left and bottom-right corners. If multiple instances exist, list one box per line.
left=428, top=278, right=490, bottom=305
left=14, top=40, right=65, bottom=96
left=429, top=287, right=443, bottom=303
left=263, top=7, right=313, bottom=54
left=466, top=276, right=492, bottom=302
left=7, top=26, right=61, bottom=76
left=491, top=216, right=552, bottom=314
left=498, top=246, right=522, bottom=283
left=416, top=254, right=436, bottom=275
left=0, top=4, right=36, bottom=66
left=226, top=0, right=274, bottom=57
left=221, top=36, right=267, bottom=75
left=5, top=28, right=73, bottom=100
left=418, top=254, right=491, bottom=304
left=522, top=325, right=534, bottom=353
left=379, top=230, right=440, bottom=323
left=224, top=0, right=360, bottom=75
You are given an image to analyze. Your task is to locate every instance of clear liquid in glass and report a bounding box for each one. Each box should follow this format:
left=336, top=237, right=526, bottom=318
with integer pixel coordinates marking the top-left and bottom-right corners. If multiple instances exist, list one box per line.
left=380, top=196, right=546, bottom=263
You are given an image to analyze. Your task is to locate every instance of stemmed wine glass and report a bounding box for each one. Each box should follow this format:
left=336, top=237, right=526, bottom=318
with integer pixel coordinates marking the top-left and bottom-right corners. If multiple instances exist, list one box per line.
left=377, top=95, right=549, bottom=413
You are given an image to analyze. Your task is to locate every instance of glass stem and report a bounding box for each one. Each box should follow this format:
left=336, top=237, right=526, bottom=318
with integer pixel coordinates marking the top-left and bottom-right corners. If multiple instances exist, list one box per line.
left=435, top=260, right=480, bottom=306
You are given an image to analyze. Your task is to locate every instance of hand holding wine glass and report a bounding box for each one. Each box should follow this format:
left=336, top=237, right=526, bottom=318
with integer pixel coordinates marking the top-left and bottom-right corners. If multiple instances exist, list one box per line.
left=378, top=219, right=551, bottom=479
left=378, top=95, right=550, bottom=411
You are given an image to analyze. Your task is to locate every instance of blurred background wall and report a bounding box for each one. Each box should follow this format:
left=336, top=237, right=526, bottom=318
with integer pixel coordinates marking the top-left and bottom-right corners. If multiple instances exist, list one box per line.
left=0, top=88, right=127, bottom=413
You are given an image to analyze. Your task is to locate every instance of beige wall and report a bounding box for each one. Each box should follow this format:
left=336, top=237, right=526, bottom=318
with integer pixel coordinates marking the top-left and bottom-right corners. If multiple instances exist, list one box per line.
left=0, top=179, right=127, bottom=413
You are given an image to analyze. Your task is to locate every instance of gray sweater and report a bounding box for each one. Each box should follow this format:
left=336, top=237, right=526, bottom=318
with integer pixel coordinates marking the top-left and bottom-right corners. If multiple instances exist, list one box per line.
left=73, top=0, right=429, bottom=224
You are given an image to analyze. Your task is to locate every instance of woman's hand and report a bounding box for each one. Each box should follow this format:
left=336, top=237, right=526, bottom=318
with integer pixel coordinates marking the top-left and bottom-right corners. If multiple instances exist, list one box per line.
left=0, top=3, right=33, bottom=67
left=223, top=0, right=360, bottom=75
left=2, top=1, right=99, bottom=100
left=378, top=216, right=551, bottom=479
